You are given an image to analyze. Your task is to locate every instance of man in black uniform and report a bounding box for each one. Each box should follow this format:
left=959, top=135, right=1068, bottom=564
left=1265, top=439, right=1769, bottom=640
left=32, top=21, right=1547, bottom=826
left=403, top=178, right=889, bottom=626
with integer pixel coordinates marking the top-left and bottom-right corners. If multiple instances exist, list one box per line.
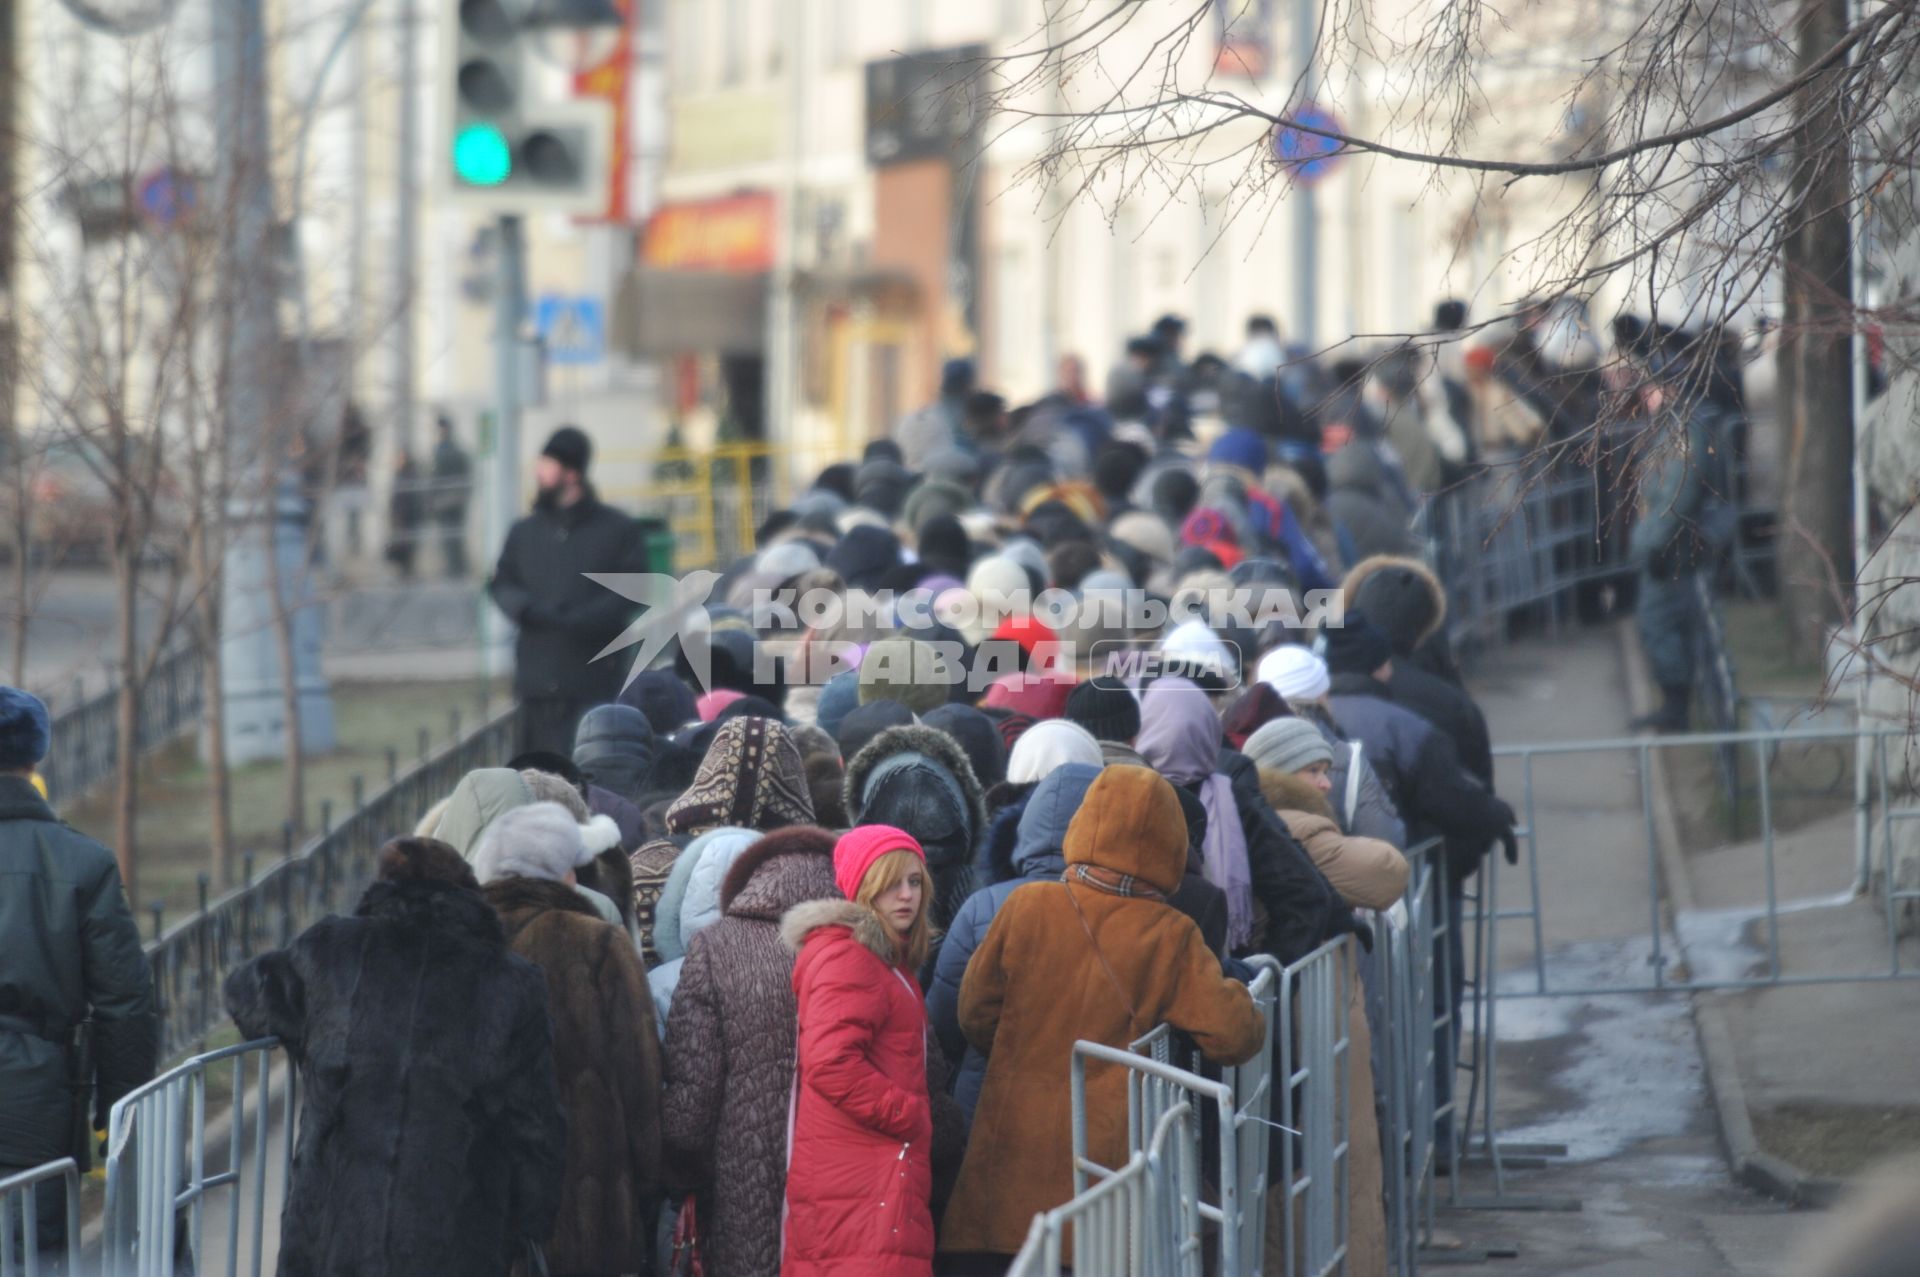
left=489, top=426, right=648, bottom=754
left=0, top=687, right=157, bottom=1250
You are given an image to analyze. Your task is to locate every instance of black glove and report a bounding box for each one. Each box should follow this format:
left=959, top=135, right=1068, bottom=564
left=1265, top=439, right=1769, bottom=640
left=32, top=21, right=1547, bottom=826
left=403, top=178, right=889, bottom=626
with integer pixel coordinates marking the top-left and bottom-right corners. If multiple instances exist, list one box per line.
left=1499, top=826, right=1520, bottom=865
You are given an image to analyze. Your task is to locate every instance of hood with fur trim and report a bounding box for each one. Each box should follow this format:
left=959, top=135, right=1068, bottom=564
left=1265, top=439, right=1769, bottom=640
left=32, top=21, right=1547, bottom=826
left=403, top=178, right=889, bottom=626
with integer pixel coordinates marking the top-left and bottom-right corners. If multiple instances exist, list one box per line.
left=720, top=825, right=838, bottom=917
left=842, top=723, right=989, bottom=859
left=779, top=897, right=897, bottom=964
left=1259, top=768, right=1337, bottom=823
left=1339, top=554, right=1447, bottom=652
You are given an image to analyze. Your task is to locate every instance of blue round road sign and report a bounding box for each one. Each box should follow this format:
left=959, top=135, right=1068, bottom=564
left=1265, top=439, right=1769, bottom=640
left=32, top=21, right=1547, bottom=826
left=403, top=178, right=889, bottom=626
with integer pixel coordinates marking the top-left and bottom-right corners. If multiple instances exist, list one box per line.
left=137, top=168, right=197, bottom=228
left=1272, top=105, right=1346, bottom=186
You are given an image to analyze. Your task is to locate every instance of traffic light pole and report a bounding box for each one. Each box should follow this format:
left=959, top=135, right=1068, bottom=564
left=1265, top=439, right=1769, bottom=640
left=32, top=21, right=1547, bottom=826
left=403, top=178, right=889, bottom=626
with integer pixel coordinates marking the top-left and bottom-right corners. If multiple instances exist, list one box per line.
left=485, top=213, right=527, bottom=679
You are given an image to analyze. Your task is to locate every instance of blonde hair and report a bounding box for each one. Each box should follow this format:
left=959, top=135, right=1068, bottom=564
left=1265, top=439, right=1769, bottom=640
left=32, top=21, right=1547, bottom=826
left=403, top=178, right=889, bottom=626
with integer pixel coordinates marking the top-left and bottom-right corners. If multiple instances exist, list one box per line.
left=413, top=796, right=452, bottom=840
left=854, top=848, right=933, bottom=971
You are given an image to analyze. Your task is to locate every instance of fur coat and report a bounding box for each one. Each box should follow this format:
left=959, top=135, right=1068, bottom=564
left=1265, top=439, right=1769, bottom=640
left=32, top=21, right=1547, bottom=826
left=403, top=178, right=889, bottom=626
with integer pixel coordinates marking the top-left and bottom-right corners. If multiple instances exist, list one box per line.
left=485, top=877, right=663, bottom=1276
left=224, top=878, right=566, bottom=1277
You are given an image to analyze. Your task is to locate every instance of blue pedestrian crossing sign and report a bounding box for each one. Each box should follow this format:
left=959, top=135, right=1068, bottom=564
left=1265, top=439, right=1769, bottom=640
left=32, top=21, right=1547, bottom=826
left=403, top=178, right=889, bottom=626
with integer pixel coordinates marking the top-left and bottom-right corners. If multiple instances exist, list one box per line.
left=535, top=295, right=606, bottom=366
left=1271, top=104, right=1346, bottom=187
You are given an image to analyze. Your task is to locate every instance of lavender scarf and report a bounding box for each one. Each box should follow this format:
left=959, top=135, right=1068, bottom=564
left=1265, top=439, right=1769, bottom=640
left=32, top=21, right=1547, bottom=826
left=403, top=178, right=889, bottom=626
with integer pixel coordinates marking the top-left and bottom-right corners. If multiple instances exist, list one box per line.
left=1135, top=676, right=1253, bottom=949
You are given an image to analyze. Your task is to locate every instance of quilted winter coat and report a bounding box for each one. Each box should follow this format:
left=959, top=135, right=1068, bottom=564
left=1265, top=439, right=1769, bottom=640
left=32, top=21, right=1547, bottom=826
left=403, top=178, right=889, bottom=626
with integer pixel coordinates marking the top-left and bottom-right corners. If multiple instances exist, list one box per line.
left=939, top=765, right=1266, bottom=1260
left=660, top=827, right=841, bottom=1277
left=780, top=897, right=937, bottom=1277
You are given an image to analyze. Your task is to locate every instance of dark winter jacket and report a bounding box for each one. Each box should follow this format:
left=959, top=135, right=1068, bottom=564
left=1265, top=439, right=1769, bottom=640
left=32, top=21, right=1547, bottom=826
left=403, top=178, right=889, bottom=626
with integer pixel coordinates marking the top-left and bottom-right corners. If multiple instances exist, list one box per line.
left=782, top=899, right=939, bottom=1277
left=1218, top=750, right=1359, bottom=960
left=661, top=828, right=840, bottom=1277
left=1324, top=444, right=1420, bottom=562
left=1341, top=555, right=1490, bottom=779
left=573, top=704, right=656, bottom=805
left=488, top=489, right=649, bottom=703
left=0, top=776, right=155, bottom=1177
left=484, top=876, right=662, bottom=1276
left=586, top=783, right=645, bottom=851
left=1329, top=674, right=1512, bottom=883
left=930, top=764, right=1102, bottom=1121
left=223, top=878, right=566, bottom=1277
left=844, top=724, right=989, bottom=928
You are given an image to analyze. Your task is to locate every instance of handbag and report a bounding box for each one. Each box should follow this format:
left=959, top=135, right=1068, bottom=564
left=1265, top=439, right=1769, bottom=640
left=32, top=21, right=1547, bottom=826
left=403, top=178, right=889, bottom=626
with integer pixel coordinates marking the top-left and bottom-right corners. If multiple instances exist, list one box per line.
left=666, top=1195, right=706, bottom=1277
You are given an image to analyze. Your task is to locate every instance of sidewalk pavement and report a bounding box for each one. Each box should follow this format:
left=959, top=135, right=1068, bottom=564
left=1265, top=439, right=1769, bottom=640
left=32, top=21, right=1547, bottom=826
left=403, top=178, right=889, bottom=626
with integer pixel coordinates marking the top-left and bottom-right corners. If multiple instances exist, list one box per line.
left=1440, top=628, right=1804, bottom=1275
left=1618, top=622, right=1920, bottom=1199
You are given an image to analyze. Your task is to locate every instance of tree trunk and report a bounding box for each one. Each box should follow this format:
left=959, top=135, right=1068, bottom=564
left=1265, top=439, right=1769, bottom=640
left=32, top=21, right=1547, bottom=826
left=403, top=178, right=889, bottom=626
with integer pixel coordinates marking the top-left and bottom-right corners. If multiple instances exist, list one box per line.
left=1777, top=0, right=1856, bottom=659
left=190, top=515, right=233, bottom=885
left=112, top=546, right=140, bottom=902
left=264, top=507, right=305, bottom=835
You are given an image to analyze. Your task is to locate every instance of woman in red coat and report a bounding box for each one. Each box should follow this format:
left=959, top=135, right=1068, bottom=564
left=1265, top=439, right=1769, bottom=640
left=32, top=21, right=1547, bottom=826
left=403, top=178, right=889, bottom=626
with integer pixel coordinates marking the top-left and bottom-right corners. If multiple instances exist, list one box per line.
left=779, top=824, right=937, bottom=1277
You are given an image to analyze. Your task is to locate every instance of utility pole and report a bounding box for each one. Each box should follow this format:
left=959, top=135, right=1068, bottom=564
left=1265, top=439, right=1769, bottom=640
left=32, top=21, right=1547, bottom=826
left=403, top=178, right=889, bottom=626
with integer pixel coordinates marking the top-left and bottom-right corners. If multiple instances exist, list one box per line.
left=214, top=0, right=335, bottom=764
left=393, top=0, right=418, bottom=455
left=481, top=212, right=528, bottom=681
left=1291, top=0, right=1318, bottom=348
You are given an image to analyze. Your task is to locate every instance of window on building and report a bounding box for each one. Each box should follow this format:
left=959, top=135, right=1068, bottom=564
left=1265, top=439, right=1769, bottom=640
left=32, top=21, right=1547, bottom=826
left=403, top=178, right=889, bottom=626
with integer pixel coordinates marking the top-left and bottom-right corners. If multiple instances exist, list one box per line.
left=828, top=0, right=852, bottom=67
left=1001, top=0, right=1027, bottom=38
left=905, top=0, right=930, bottom=50
left=672, top=0, right=702, bottom=91
left=721, top=0, right=746, bottom=85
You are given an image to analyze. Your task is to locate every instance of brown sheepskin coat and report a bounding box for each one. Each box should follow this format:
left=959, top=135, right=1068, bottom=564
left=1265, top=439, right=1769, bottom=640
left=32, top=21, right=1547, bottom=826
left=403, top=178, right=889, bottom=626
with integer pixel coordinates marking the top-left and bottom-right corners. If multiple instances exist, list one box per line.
left=485, top=877, right=663, bottom=1276
left=1258, top=770, right=1409, bottom=910
left=941, top=765, right=1266, bottom=1258
left=659, top=827, right=841, bottom=1277
left=1259, top=768, right=1403, bottom=1277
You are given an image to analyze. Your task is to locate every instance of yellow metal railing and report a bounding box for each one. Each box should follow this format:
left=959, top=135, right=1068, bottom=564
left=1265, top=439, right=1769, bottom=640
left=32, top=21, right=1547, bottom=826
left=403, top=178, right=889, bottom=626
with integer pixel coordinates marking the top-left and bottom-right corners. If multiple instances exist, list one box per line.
left=599, top=440, right=853, bottom=570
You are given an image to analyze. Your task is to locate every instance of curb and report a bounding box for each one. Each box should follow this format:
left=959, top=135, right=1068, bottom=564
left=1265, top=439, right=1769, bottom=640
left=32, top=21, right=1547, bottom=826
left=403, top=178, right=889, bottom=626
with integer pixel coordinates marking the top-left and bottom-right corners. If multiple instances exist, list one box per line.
left=1614, top=620, right=1844, bottom=1210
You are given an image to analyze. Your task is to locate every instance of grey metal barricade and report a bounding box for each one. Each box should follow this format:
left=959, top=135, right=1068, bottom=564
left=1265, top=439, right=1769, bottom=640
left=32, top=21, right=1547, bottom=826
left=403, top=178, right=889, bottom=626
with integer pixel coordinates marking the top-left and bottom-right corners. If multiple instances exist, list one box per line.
left=1008, top=1103, right=1205, bottom=1277
left=0, top=1159, right=80, bottom=1277
left=1121, top=960, right=1282, bottom=1267
left=1374, top=841, right=1452, bottom=1275
left=1275, top=939, right=1352, bottom=1277
left=101, top=1038, right=296, bottom=1277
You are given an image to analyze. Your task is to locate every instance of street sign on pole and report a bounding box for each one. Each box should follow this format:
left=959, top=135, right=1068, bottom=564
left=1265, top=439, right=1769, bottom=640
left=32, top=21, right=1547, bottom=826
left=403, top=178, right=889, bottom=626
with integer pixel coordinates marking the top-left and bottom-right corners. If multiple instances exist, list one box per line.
left=136, top=167, right=198, bottom=228
left=534, top=294, right=605, bottom=365
left=1272, top=104, right=1347, bottom=187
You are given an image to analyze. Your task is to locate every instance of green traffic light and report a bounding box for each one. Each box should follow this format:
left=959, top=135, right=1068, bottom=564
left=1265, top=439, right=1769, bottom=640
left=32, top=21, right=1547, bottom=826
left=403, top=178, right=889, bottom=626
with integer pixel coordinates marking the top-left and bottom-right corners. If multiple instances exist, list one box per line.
left=453, top=123, right=512, bottom=186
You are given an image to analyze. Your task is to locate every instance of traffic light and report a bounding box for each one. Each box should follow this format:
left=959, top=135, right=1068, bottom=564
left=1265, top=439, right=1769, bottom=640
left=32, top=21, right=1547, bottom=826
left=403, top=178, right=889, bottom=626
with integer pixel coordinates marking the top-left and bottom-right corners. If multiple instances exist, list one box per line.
left=441, top=0, right=614, bottom=213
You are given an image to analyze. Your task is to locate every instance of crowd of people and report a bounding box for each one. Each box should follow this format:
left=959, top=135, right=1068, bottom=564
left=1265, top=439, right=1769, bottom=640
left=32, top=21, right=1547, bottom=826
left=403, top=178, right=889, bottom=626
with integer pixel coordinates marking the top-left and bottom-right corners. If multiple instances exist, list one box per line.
left=0, top=299, right=1767, bottom=1276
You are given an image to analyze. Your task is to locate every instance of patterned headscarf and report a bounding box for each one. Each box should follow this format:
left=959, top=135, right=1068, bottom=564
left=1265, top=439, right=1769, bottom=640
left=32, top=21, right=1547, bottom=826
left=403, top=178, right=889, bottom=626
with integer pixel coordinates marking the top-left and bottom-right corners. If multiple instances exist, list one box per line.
left=665, top=717, right=814, bottom=835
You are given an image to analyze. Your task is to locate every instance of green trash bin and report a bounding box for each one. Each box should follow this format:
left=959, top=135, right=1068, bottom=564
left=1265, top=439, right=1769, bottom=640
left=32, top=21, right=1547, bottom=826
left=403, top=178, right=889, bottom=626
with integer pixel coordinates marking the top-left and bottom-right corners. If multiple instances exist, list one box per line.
left=637, top=517, right=675, bottom=575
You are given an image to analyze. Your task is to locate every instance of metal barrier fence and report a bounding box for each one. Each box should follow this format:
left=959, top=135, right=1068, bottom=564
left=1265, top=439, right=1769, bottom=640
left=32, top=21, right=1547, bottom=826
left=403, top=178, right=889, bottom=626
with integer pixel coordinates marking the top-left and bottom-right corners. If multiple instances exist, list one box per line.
left=101, top=1039, right=295, bottom=1277
left=0, top=1159, right=80, bottom=1277
left=40, top=644, right=205, bottom=808
left=1008, top=1103, right=1205, bottom=1277
left=1375, top=841, right=1455, bottom=1275
left=1276, top=942, right=1352, bottom=1277
left=1012, top=839, right=1460, bottom=1277
left=1458, top=725, right=1920, bottom=1197
left=144, top=705, right=522, bottom=1059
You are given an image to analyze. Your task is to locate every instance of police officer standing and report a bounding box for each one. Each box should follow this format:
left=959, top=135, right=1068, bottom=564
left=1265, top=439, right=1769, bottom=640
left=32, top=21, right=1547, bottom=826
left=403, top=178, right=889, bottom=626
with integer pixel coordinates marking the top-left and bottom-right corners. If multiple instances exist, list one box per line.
left=0, top=688, right=157, bottom=1249
left=1629, top=350, right=1730, bottom=732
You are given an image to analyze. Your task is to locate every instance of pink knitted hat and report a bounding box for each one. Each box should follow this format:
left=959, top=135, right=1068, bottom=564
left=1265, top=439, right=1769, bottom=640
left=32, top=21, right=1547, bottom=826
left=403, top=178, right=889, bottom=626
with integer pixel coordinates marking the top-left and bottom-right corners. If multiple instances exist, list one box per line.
left=832, top=824, right=925, bottom=901
left=695, top=689, right=746, bottom=723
